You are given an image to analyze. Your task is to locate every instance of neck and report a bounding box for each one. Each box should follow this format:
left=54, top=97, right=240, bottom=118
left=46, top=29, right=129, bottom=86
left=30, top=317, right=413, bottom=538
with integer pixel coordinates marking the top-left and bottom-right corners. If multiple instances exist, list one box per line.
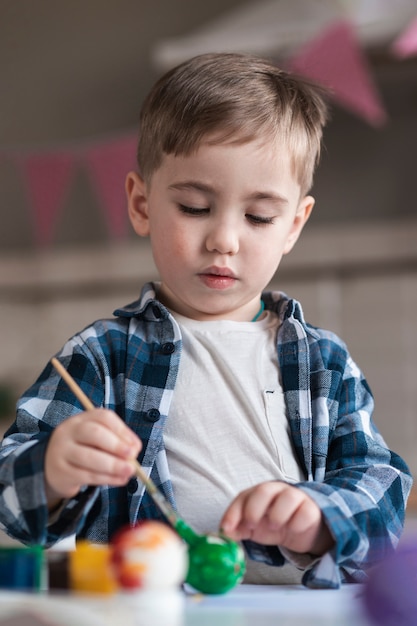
left=251, top=300, right=265, bottom=322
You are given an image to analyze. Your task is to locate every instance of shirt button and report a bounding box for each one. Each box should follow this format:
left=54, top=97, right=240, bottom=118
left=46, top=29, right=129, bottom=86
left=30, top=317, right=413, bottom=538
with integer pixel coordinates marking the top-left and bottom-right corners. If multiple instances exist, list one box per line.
left=146, top=408, right=160, bottom=422
left=127, top=478, right=138, bottom=493
left=161, top=342, right=175, bottom=354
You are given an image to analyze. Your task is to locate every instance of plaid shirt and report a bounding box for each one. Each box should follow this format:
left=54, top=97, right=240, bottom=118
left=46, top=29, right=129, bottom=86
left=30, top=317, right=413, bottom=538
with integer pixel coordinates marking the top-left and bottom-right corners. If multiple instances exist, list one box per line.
left=0, top=283, right=412, bottom=588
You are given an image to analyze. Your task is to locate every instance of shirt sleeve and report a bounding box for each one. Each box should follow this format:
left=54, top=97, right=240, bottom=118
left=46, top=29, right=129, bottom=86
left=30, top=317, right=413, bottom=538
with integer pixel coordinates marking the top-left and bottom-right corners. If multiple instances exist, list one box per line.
left=0, top=430, right=99, bottom=546
left=243, top=346, right=412, bottom=589
left=295, top=351, right=412, bottom=587
left=0, top=336, right=103, bottom=547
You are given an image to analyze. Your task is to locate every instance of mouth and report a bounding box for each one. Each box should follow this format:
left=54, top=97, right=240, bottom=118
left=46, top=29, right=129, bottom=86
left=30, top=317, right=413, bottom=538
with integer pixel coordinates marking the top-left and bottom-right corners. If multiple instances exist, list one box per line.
left=198, top=266, right=237, bottom=290
left=200, top=266, right=236, bottom=278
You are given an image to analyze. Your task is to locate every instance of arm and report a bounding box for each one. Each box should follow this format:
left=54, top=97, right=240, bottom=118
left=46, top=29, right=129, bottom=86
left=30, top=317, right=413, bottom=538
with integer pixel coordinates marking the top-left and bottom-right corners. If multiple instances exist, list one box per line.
left=222, top=348, right=412, bottom=588
left=0, top=335, right=140, bottom=547
left=295, top=352, right=412, bottom=584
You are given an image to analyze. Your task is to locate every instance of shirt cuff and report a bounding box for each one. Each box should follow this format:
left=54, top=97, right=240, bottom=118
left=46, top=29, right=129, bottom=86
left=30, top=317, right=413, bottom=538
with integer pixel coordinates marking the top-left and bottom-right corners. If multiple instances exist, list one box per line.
left=279, top=547, right=321, bottom=570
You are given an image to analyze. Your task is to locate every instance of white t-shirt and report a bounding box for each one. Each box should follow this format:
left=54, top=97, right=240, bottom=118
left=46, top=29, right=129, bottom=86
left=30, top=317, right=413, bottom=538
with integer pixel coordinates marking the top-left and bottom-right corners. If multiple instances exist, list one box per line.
left=163, top=310, right=306, bottom=584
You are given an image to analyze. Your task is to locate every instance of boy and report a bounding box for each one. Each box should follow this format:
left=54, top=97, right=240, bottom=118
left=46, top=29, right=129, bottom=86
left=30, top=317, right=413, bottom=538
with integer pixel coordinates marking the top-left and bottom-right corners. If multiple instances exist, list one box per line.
left=0, top=53, right=411, bottom=588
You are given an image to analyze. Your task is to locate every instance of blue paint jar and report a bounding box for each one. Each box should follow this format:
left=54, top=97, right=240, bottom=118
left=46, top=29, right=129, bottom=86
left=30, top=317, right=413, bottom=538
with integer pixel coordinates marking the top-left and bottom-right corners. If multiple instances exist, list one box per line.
left=0, top=545, right=44, bottom=591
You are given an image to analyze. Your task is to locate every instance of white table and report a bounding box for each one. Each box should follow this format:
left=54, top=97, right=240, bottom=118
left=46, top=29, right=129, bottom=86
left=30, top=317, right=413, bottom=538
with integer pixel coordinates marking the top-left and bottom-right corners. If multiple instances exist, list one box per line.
left=0, top=584, right=371, bottom=626
left=184, top=584, right=370, bottom=626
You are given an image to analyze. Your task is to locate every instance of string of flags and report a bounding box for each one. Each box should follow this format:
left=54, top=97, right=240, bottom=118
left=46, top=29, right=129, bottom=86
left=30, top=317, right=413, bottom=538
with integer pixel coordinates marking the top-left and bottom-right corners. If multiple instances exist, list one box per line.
left=1, top=13, right=416, bottom=247
left=288, top=20, right=388, bottom=127
left=2, top=134, right=138, bottom=247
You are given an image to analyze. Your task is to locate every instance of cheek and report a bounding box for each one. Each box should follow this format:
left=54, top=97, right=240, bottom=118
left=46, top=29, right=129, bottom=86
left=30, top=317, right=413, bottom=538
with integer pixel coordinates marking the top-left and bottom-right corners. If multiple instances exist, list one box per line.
left=251, top=232, right=286, bottom=260
left=167, top=230, right=192, bottom=257
left=246, top=235, right=286, bottom=277
left=256, top=253, right=283, bottom=280
left=168, top=220, right=201, bottom=255
left=151, top=225, right=193, bottom=267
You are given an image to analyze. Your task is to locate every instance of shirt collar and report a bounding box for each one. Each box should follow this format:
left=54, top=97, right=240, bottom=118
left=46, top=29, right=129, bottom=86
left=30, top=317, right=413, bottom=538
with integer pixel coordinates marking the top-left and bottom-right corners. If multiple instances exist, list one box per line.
left=113, top=282, right=307, bottom=328
left=113, top=282, right=169, bottom=321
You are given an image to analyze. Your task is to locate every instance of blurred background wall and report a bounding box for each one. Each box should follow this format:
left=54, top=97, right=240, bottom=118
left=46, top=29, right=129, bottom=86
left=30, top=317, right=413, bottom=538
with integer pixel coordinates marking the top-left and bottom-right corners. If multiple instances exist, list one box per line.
left=0, top=1, right=416, bottom=485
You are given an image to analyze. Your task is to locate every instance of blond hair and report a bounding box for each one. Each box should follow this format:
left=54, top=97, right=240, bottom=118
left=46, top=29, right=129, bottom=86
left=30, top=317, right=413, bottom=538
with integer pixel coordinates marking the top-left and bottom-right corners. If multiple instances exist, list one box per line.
left=137, top=53, right=329, bottom=195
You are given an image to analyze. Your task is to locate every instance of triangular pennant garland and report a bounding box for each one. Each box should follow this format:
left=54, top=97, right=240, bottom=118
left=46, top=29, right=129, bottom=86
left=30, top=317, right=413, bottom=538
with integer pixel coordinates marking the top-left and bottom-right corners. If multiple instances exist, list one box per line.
left=85, top=135, right=137, bottom=239
left=17, top=153, right=75, bottom=246
left=391, top=14, right=417, bottom=59
left=2, top=11, right=417, bottom=246
left=289, top=20, right=388, bottom=127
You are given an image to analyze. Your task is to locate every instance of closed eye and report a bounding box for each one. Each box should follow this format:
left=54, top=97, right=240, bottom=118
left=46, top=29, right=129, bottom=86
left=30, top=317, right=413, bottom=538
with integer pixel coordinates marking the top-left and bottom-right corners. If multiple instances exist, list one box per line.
left=246, top=214, right=275, bottom=226
left=178, top=204, right=210, bottom=216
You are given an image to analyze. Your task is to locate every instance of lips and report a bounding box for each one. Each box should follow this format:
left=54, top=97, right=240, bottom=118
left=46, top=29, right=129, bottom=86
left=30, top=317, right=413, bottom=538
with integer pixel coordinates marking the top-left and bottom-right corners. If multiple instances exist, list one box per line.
left=200, top=266, right=236, bottom=278
left=198, top=266, right=237, bottom=289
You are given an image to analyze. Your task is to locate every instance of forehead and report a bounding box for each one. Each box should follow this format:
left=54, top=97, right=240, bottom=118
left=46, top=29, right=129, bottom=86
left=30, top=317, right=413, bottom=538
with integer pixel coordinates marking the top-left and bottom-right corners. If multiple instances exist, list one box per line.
left=163, top=133, right=289, bottom=171
left=152, top=136, right=302, bottom=202
left=170, top=129, right=293, bottom=172
left=200, top=130, right=305, bottom=194
left=194, top=132, right=298, bottom=181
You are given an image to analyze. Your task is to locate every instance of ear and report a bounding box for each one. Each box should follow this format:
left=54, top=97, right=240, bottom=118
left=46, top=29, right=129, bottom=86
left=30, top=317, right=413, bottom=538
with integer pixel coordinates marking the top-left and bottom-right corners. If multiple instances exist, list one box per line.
left=126, top=171, right=151, bottom=237
left=283, top=195, right=315, bottom=255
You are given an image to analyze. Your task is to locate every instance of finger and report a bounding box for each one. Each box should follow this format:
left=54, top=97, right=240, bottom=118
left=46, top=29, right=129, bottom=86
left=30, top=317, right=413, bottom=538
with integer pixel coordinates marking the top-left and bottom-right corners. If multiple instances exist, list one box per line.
left=69, top=451, right=136, bottom=486
left=46, top=441, right=137, bottom=498
left=73, top=418, right=139, bottom=460
left=221, top=482, right=286, bottom=539
left=220, top=489, right=251, bottom=536
left=264, top=485, right=306, bottom=530
left=260, top=491, right=323, bottom=552
left=59, top=410, right=141, bottom=461
left=86, top=409, right=142, bottom=450
left=66, top=438, right=136, bottom=477
left=281, top=499, right=324, bottom=552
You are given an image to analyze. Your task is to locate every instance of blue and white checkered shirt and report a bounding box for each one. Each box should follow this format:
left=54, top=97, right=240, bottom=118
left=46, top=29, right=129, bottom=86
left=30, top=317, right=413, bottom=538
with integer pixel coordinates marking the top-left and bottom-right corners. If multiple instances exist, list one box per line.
left=0, top=283, right=412, bottom=588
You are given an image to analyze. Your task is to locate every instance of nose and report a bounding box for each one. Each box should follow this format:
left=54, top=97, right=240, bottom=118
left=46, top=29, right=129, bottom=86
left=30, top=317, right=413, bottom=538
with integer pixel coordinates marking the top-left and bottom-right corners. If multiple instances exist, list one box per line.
left=205, top=219, right=239, bottom=255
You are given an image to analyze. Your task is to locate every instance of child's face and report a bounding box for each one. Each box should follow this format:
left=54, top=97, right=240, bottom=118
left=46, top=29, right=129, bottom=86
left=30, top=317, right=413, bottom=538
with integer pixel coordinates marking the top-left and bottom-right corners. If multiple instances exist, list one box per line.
left=127, top=136, right=314, bottom=321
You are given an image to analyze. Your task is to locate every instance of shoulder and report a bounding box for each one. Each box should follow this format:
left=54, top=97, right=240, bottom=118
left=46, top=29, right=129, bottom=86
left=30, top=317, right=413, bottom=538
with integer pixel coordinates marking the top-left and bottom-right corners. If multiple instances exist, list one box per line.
left=66, top=282, right=178, bottom=368
left=73, top=282, right=166, bottom=346
left=69, top=316, right=131, bottom=359
left=263, top=289, right=351, bottom=369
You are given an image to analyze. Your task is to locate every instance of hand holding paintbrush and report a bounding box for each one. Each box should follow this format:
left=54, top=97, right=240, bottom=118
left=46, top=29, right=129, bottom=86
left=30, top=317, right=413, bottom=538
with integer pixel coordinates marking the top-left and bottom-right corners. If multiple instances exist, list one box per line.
left=50, top=357, right=179, bottom=527
left=44, top=359, right=142, bottom=506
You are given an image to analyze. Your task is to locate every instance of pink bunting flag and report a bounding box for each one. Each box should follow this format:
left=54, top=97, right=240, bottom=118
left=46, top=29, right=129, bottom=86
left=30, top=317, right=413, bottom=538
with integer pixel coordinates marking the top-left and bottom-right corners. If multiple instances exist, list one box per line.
left=289, top=20, right=387, bottom=127
left=86, top=134, right=137, bottom=239
left=391, top=15, right=417, bottom=59
left=18, top=153, right=75, bottom=246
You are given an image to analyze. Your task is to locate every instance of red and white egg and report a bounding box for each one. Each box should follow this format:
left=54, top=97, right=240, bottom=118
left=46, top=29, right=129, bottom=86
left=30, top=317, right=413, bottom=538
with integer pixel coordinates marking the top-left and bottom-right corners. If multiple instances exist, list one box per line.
left=111, top=521, right=188, bottom=590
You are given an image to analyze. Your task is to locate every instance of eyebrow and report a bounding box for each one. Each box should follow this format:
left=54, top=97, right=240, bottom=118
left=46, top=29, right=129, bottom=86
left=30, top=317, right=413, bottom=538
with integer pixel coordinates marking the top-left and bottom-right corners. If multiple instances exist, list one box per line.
left=168, top=181, right=213, bottom=194
left=168, top=181, right=289, bottom=204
